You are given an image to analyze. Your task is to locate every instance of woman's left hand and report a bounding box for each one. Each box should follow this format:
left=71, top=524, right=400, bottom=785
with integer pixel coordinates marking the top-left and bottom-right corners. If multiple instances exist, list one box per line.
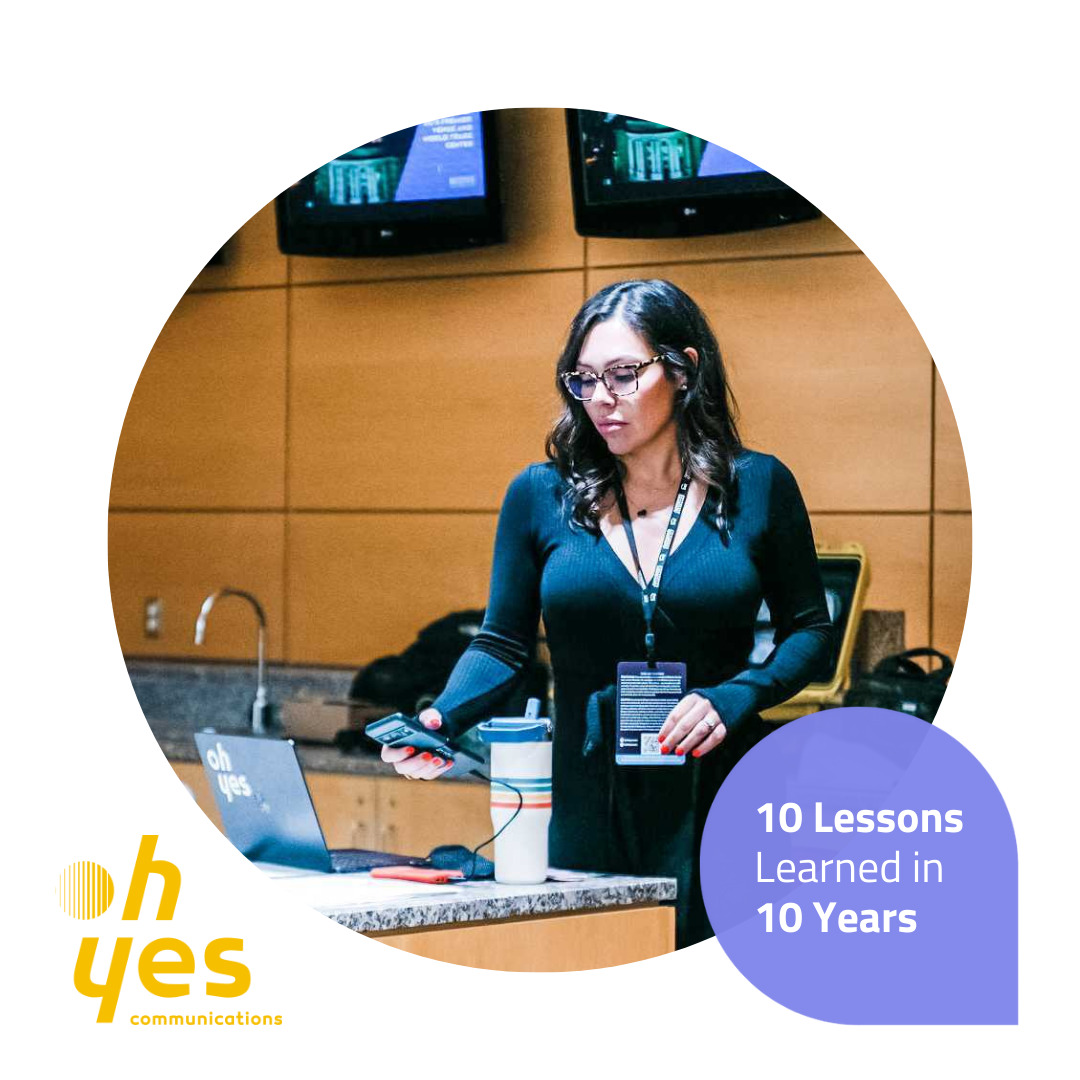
left=658, top=693, right=727, bottom=758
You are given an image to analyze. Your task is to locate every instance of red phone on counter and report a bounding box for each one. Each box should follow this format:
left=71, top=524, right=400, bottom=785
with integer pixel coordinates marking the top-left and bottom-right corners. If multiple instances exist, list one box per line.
left=370, top=866, right=464, bottom=884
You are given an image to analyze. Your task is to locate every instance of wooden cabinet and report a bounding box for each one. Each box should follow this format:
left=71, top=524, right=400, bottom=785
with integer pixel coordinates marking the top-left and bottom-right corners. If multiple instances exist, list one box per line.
left=305, top=772, right=380, bottom=850
left=370, top=906, right=675, bottom=971
left=375, top=777, right=492, bottom=855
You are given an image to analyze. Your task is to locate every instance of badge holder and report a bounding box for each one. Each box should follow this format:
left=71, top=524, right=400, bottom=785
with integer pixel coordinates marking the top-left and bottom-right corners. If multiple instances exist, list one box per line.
left=614, top=470, right=691, bottom=766
left=616, top=659, right=687, bottom=765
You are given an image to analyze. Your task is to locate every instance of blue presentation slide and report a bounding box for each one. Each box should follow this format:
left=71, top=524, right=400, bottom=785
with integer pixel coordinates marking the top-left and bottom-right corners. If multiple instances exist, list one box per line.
left=394, top=113, right=486, bottom=202
left=698, top=142, right=762, bottom=178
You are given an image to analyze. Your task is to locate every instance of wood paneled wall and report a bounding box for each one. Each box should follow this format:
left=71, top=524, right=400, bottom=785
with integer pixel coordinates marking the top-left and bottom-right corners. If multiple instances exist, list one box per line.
left=108, top=108, right=971, bottom=671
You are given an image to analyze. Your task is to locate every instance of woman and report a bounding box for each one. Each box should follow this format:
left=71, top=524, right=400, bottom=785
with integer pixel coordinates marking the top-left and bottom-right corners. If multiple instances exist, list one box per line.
left=382, top=279, right=833, bottom=947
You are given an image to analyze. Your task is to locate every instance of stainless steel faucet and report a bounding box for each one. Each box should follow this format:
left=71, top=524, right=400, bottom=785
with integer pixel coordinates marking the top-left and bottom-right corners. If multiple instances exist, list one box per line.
left=194, top=588, right=280, bottom=736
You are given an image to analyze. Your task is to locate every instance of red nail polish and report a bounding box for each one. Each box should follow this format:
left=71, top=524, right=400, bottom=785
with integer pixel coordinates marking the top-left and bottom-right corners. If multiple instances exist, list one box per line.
left=675, top=747, right=685, bottom=756
left=432, top=757, right=443, bottom=767
left=691, top=748, right=701, bottom=758
left=419, top=752, right=432, bottom=761
left=405, top=746, right=415, bottom=755
left=660, top=744, right=669, bottom=755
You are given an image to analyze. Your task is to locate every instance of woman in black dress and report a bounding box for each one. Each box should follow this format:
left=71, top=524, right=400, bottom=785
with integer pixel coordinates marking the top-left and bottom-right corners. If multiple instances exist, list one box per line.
left=382, top=279, right=833, bottom=946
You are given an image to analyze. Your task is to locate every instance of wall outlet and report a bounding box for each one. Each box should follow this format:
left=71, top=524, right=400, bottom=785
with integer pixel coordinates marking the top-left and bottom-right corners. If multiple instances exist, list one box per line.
left=144, top=597, right=163, bottom=639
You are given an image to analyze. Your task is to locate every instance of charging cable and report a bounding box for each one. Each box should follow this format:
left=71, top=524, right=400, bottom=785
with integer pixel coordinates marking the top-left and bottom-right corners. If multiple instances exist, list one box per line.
left=461, top=770, right=523, bottom=880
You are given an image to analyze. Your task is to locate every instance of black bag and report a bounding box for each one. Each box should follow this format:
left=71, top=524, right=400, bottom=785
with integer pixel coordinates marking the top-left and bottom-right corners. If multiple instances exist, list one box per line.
left=350, top=609, right=546, bottom=717
left=349, top=610, right=486, bottom=714
left=842, top=647, right=953, bottom=723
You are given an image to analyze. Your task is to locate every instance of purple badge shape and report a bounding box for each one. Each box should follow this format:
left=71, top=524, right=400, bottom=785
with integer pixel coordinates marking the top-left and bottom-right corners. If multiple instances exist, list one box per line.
left=700, top=708, right=1017, bottom=1024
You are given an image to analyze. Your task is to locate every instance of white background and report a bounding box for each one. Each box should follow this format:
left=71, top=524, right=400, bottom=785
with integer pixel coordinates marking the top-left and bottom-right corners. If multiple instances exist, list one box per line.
left=4, top=2, right=1075, bottom=1075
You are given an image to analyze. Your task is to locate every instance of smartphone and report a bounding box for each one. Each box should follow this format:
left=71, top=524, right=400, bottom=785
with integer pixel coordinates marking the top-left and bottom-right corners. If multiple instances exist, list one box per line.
left=370, top=866, right=464, bottom=884
left=364, top=713, right=485, bottom=769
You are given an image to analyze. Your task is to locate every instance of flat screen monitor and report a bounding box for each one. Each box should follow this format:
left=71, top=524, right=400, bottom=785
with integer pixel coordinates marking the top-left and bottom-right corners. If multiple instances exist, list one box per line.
left=566, top=109, right=819, bottom=238
left=276, top=112, right=502, bottom=257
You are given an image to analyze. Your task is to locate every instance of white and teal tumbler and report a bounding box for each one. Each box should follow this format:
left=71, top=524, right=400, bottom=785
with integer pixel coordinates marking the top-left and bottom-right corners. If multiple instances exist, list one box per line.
left=477, top=701, right=552, bottom=885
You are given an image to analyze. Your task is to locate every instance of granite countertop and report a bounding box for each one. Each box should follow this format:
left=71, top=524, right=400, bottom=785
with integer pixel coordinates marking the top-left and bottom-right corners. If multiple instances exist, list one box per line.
left=260, top=864, right=677, bottom=933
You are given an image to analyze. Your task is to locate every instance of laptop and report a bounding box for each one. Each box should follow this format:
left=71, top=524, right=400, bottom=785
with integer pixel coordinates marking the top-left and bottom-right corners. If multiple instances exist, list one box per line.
left=194, top=731, right=427, bottom=873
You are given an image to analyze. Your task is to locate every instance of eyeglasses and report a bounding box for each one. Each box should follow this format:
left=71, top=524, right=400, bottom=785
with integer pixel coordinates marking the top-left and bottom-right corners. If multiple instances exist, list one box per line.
left=560, top=356, right=662, bottom=402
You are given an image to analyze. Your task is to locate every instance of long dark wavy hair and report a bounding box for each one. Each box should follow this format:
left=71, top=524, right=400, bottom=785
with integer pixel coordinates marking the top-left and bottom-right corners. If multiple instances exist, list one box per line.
left=545, top=279, right=743, bottom=534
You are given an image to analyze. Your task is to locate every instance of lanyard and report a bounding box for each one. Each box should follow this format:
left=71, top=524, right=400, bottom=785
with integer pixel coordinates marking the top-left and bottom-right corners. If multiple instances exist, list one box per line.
left=614, top=469, right=692, bottom=664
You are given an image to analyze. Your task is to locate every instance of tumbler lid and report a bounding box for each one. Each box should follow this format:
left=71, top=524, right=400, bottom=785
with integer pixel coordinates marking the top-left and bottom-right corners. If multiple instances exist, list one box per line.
left=477, top=718, right=552, bottom=743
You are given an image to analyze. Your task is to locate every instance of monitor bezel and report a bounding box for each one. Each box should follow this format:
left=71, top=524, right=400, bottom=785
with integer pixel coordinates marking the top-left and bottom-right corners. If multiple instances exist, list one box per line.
left=564, top=109, right=820, bottom=239
left=276, top=111, right=503, bottom=258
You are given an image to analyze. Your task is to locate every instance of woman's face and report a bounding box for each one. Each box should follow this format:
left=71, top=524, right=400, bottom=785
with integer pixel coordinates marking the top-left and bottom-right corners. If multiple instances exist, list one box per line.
left=575, top=318, right=682, bottom=458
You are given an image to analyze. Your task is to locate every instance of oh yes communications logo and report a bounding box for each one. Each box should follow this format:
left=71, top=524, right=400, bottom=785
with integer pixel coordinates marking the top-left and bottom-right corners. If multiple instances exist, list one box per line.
left=58, top=835, right=259, bottom=1024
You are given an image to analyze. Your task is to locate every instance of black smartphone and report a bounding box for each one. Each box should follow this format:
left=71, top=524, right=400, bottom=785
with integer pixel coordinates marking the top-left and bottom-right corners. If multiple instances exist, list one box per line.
left=364, top=713, right=485, bottom=769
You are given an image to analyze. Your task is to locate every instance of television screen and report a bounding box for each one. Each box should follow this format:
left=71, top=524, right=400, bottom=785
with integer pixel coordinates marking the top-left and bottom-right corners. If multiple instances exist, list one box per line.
left=566, top=110, right=819, bottom=238
left=277, top=112, right=502, bottom=257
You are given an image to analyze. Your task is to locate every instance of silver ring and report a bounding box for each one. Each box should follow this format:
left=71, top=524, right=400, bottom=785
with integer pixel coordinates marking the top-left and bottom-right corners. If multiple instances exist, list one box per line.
left=701, top=716, right=718, bottom=732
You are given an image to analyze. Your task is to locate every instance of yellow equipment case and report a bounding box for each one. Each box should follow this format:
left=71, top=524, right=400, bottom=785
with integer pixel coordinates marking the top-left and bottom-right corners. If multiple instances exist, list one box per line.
left=761, top=542, right=870, bottom=722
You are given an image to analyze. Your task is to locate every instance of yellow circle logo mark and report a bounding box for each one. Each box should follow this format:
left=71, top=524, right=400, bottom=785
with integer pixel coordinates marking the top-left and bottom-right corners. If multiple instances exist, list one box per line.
left=57, top=861, right=115, bottom=919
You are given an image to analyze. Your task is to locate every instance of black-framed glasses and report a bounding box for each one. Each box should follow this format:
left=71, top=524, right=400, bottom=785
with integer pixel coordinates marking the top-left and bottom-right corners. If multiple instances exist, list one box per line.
left=560, top=356, right=662, bottom=402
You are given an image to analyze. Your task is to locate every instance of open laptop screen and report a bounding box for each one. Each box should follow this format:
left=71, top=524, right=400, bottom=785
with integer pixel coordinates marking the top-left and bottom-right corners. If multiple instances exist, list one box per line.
left=194, top=732, right=333, bottom=872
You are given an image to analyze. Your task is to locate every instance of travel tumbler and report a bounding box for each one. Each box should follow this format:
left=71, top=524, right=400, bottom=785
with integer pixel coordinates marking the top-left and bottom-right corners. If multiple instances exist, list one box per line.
left=477, top=699, right=552, bottom=884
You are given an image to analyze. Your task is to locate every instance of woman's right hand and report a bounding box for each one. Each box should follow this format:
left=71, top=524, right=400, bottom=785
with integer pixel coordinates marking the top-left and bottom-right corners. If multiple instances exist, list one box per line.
left=380, top=708, right=455, bottom=780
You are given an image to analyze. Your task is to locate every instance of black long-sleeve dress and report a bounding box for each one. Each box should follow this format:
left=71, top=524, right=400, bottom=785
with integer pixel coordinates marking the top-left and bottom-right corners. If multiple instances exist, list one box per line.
left=432, top=450, right=833, bottom=946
